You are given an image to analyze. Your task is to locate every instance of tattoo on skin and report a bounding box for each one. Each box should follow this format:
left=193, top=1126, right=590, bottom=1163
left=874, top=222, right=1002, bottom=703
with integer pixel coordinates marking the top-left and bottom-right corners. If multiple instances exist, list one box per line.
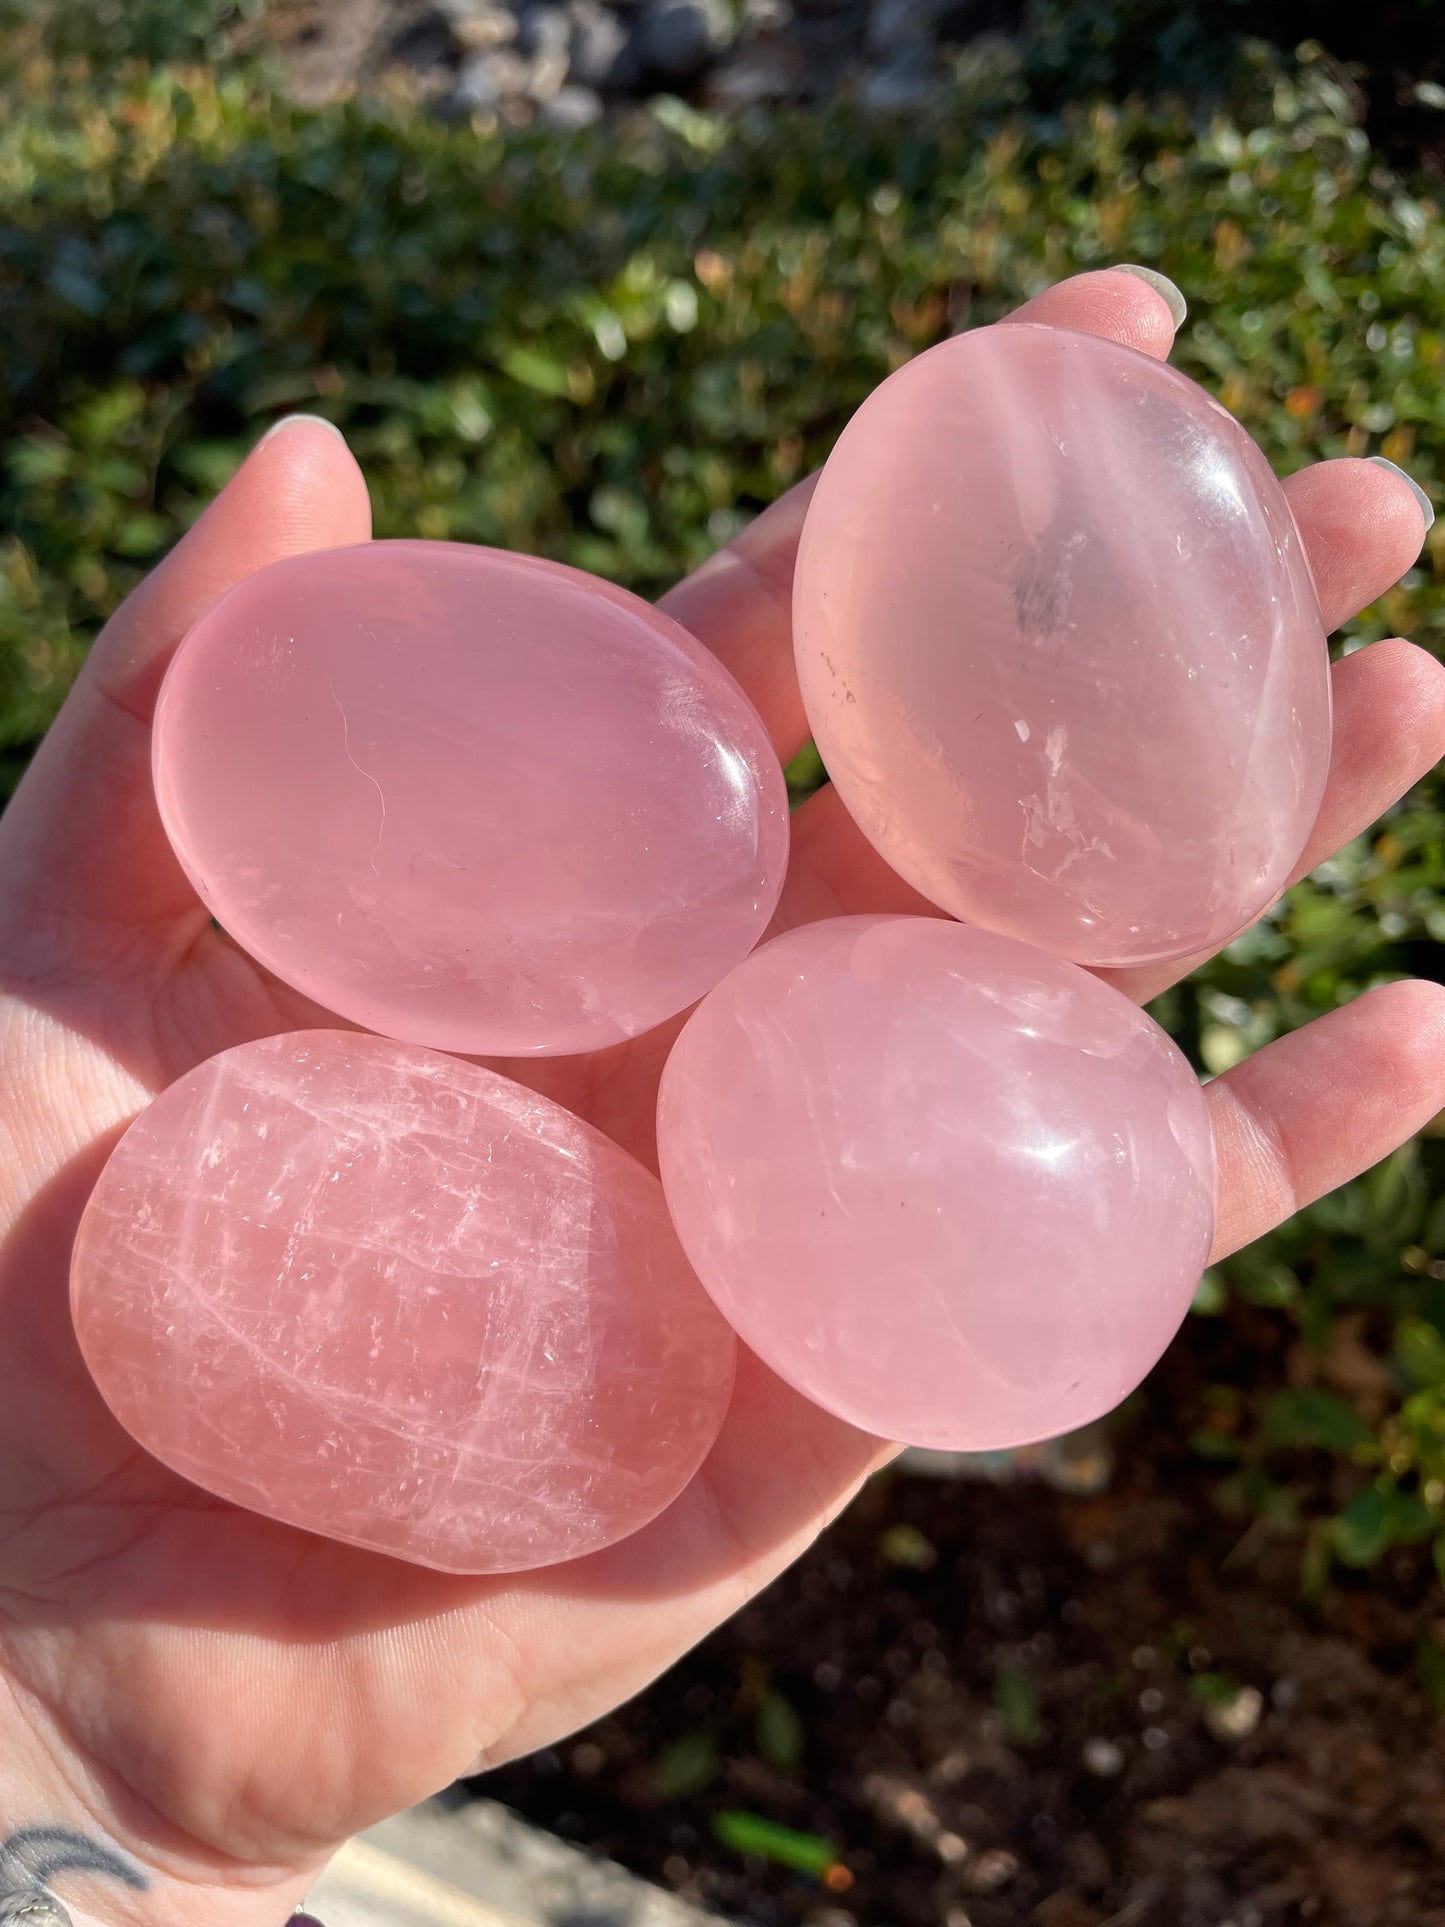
left=0, top=1828, right=147, bottom=1924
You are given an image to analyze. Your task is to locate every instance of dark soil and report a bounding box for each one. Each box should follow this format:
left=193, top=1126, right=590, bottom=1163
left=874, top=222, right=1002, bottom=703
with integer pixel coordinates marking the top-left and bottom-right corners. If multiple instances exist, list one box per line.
left=472, top=1349, right=1445, bottom=1927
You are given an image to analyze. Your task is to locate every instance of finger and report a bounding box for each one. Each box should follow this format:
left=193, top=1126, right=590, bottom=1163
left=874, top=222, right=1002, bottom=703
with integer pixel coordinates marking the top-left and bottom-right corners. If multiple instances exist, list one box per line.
left=660, top=473, right=819, bottom=766
left=778, top=466, right=1439, bottom=950
left=1103, top=637, right=1445, bottom=1005
left=1207, top=979, right=1445, bottom=1261
left=1000, top=263, right=1183, bottom=361
left=772, top=779, right=941, bottom=936
left=0, top=420, right=371, bottom=968
left=1284, top=457, right=1433, bottom=631
left=661, top=267, right=1185, bottom=759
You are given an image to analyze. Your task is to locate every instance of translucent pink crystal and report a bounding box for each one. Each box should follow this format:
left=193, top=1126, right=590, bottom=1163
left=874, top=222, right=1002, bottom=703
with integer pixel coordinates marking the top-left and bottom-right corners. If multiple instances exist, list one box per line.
left=657, top=916, right=1215, bottom=1450
left=152, top=541, right=787, bottom=1055
left=794, top=324, right=1330, bottom=969
left=71, top=1032, right=736, bottom=1573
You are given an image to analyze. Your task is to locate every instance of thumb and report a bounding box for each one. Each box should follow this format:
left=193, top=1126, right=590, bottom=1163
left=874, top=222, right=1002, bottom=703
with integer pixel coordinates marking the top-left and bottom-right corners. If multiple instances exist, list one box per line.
left=0, top=418, right=371, bottom=976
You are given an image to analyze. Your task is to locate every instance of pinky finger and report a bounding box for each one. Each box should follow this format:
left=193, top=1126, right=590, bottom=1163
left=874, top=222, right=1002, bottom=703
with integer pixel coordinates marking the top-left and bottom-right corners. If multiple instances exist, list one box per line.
left=1207, top=979, right=1445, bottom=1262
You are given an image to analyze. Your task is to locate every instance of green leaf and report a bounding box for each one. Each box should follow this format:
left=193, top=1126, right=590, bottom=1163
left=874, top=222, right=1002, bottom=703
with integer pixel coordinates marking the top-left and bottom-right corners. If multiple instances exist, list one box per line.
left=1364, top=1147, right=1419, bottom=1232
left=1228, top=1256, right=1300, bottom=1308
left=1417, top=1637, right=1445, bottom=1713
left=879, top=1523, right=938, bottom=1569
left=713, top=1811, right=839, bottom=1878
left=650, top=1731, right=718, bottom=1800
left=756, top=1690, right=805, bottom=1770
left=1301, top=1520, right=1334, bottom=1600
left=995, top=1663, right=1041, bottom=1746
left=1190, top=1268, right=1228, bottom=1316
left=496, top=348, right=573, bottom=398
left=1189, top=1669, right=1244, bottom=1707
left=783, top=739, right=827, bottom=807
left=1260, top=1388, right=1373, bottom=1455
left=651, top=94, right=727, bottom=154
left=1332, top=1483, right=1436, bottom=1568
left=110, top=512, right=171, bottom=558
left=1398, top=1316, right=1445, bottom=1390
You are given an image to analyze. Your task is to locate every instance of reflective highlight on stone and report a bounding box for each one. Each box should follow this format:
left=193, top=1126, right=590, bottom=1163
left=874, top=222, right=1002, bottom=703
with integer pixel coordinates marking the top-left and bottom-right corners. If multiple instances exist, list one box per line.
left=657, top=916, right=1215, bottom=1450
left=153, top=541, right=788, bottom=1055
left=793, top=324, right=1330, bottom=968
left=72, top=1032, right=737, bottom=1573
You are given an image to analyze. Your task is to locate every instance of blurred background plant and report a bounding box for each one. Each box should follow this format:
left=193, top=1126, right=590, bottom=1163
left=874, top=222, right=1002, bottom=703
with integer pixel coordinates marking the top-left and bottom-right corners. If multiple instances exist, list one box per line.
left=4, top=4, right=1445, bottom=1885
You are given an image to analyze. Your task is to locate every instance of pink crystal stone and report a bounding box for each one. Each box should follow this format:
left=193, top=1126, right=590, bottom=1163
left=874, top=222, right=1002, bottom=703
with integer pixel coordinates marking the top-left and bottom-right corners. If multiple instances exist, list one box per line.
left=657, top=916, right=1216, bottom=1450
left=152, top=541, right=787, bottom=1055
left=794, top=324, right=1330, bottom=969
left=71, top=1031, right=736, bottom=1573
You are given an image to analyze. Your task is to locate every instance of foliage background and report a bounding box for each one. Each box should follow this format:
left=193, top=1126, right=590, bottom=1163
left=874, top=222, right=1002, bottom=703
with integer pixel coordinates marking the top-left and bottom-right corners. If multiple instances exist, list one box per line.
left=2, top=9, right=1445, bottom=1610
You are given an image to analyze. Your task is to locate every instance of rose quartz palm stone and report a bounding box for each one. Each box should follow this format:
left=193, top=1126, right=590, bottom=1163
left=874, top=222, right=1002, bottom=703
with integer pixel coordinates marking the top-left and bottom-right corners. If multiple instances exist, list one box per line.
left=657, top=916, right=1215, bottom=1449
left=71, top=1031, right=737, bottom=1573
left=794, top=324, right=1330, bottom=969
left=152, top=541, right=787, bottom=1055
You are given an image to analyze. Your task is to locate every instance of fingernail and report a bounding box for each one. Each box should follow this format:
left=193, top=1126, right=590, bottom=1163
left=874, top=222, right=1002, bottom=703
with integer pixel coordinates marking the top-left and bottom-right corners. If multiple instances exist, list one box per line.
left=256, top=412, right=347, bottom=448
left=1113, top=264, right=1188, bottom=328
left=1369, top=456, right=1435, bottom=533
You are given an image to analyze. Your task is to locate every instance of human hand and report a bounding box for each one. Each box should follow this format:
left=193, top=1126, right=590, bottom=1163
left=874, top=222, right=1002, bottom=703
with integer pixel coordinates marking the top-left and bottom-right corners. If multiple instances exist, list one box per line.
left=0, top=269, right=1441, bottom=1925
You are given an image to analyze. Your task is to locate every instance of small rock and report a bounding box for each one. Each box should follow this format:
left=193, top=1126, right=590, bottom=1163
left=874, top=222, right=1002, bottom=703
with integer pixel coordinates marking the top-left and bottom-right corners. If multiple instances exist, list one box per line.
left=565, top=0, right=634, bottom=87
left=539, top=80, right=604, bottom=123
left=1038, top=1421, right=1114, bottom=1495
left=965, top=1849, right=1020, bottom=1895
left=453, top=46, right=534, bottom=105
left=516, top=3, right=572, bottom=95
left=515, top=3, right=570, bottom=53
left=1203, top=1683, right=1265, bottom=1742
left=636, top=0, right=736, bottom=83
left=437, top=0, right=520, bottom=50
left=1034, top=1893, right=1106, bottom=1927
left=1081, top=1737, right=1125, bottom=1778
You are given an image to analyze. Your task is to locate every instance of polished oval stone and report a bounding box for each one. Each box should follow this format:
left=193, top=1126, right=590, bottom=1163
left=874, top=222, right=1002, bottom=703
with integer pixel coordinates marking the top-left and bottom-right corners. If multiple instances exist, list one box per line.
left=657, top=916, right=1215, bottom=1450
left=794, top=324, right=1330, bottom=969
left=71, top=1032, right=736, bottom=1573
left=153, top=541, right=788, bottom=1055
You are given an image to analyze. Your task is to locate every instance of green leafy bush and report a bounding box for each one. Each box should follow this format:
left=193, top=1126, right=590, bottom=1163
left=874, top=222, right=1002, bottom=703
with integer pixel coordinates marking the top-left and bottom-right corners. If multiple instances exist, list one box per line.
left=0, top=0, right=265, bottom=68
left=1, top=30, right=1444, bottom=1582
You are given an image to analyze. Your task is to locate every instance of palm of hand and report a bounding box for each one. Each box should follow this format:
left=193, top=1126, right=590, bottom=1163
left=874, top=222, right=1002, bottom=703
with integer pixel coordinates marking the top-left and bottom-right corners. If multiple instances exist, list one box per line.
left=0, top=274, right=1442, bottom=1898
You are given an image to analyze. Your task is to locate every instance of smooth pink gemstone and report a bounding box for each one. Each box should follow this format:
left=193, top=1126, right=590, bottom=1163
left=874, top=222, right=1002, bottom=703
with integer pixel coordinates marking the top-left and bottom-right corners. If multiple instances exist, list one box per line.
left=794, top=324, right=1330, bottom=969
left=71, top=1032, right=736, bottom=1573
left=657, top=916, right=1215, bottom=1450
left=153, top=541, right=787, bottom=1055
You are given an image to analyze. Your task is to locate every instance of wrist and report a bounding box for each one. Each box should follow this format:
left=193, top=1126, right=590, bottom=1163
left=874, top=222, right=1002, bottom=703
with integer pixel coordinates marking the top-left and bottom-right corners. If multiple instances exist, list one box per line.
left=0, top=1689, right=319, bottom=1927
